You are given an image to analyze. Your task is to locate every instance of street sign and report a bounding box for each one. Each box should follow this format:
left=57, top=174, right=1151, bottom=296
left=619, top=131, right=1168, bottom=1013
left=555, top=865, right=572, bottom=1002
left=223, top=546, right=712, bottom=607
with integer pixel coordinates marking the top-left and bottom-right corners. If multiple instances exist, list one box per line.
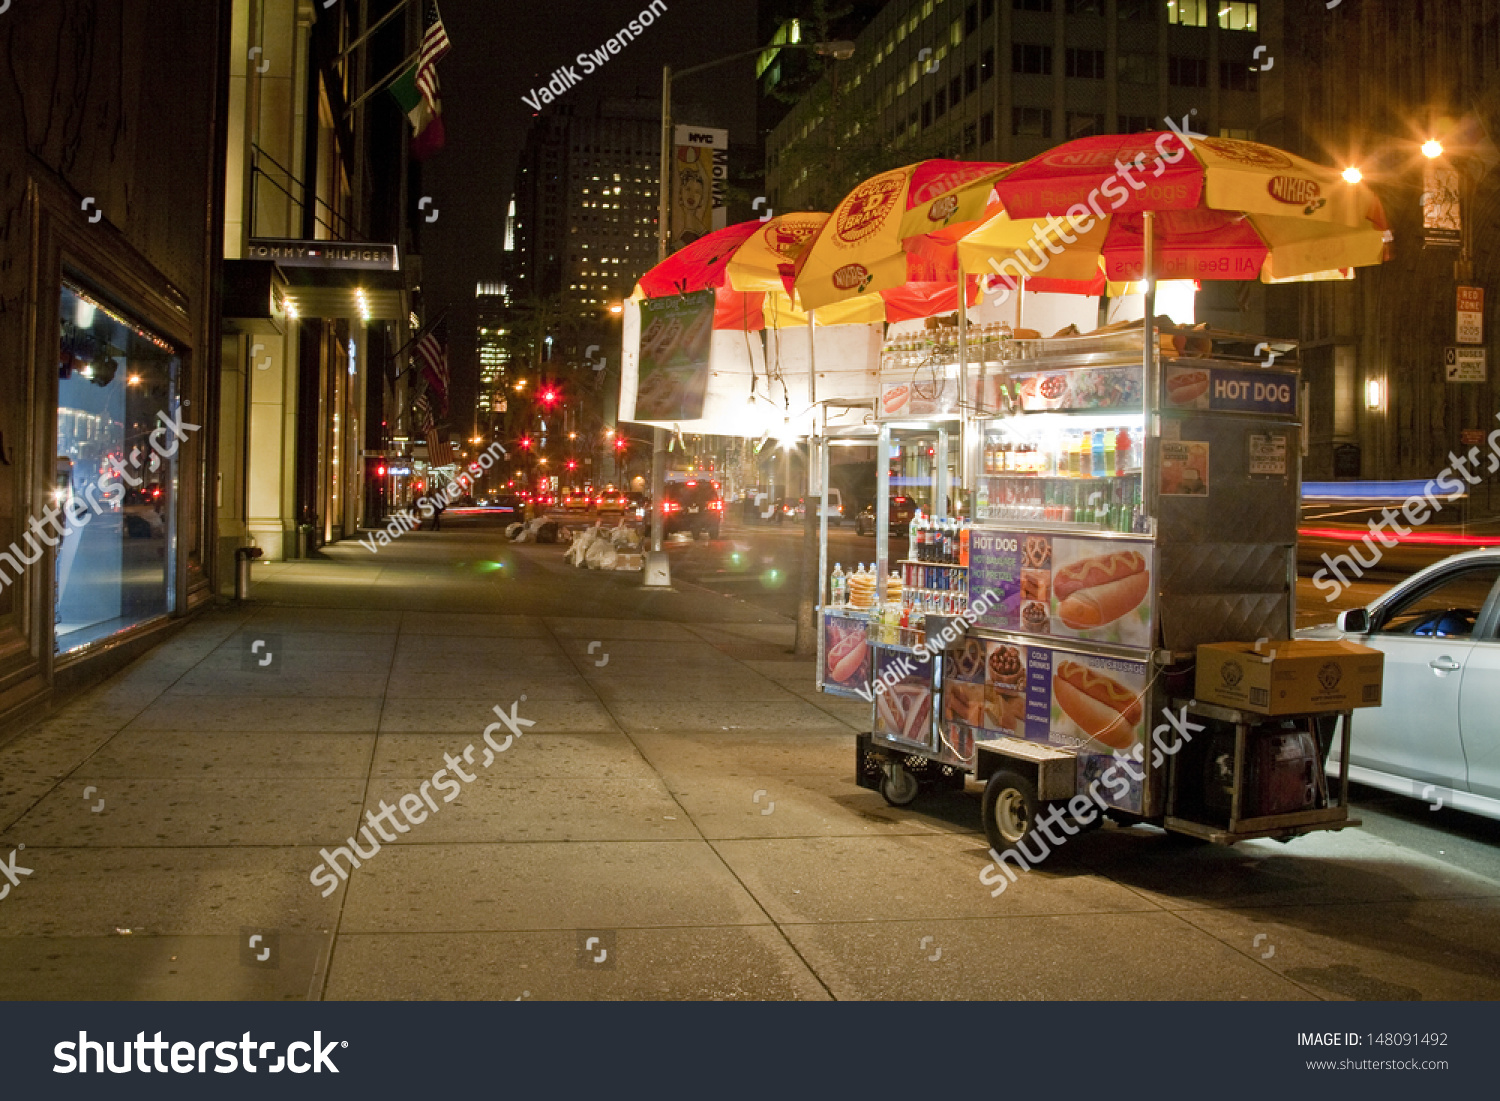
left=1458, top=286, right=1483, bottom=344
left=1445, top=346, right=1487, bottom=382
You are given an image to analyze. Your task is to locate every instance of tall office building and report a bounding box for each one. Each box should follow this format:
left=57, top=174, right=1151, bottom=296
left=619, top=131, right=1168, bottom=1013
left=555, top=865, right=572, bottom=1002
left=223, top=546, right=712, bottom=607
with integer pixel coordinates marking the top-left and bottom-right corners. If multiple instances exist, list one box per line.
left=757, top=1, right=888, bottom=140
left=767, top=0, right=1262, bottom=211
left=510, top=96, right=677, bottom=313
left=475, top=282, right=512, bottom=426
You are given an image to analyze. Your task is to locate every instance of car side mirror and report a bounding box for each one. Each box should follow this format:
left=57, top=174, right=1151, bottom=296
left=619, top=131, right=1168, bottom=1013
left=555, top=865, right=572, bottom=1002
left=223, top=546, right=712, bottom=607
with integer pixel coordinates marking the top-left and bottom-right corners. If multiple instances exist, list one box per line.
left=1336, top=608, right=1371, bottom=635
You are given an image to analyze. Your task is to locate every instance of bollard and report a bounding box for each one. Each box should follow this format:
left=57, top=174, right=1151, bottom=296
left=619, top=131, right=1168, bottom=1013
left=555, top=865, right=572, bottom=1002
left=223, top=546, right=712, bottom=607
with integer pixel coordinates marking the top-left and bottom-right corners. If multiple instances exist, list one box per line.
left=234, top=546, right=263, bottom=601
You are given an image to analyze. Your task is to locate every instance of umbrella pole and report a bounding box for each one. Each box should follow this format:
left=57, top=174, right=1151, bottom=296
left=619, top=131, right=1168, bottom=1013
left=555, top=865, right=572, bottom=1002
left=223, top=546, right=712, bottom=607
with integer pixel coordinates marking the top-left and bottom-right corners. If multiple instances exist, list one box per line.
left=794, top=310, right=819, bottom=657
left=957, top=262, right=968, bottom=513
left=1142, top=211, right=1157, bottom=532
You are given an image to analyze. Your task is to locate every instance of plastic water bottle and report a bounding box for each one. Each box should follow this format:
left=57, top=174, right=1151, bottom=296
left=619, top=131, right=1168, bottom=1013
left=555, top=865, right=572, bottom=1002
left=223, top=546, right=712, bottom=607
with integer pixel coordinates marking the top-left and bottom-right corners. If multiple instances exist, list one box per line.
left=831, top=563, right=846, bottom=606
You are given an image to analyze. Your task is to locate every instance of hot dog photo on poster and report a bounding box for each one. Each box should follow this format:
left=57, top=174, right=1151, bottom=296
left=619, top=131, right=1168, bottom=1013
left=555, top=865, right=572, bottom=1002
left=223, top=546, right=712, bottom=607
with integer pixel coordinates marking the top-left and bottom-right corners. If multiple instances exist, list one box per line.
left=1047, top=536, right=1153, bottom=648
left=873, top=648, right=934, bottom=747
left=822, top=615, right=871, bottom=694
left=1036, top=651, right=1149, bottom=757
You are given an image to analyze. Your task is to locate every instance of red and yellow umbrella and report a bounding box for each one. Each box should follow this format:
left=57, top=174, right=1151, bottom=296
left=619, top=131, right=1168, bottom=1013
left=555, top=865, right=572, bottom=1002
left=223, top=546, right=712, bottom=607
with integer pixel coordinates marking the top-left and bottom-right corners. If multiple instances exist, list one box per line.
left=633, top=213, right=981, bottom=331
left=958, top=132, right=1391, bottom=285
left=792, top=159, right=1013, bottom=311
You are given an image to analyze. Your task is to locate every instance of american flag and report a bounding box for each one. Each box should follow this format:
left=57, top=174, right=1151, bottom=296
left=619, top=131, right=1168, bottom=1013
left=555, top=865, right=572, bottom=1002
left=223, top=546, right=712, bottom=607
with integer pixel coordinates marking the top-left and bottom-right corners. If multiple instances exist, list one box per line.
left=412, top=388, right=453, bottom=468
left=415, top=322, right=449, bottom=412
left=415, top=0, right=451, bottom=108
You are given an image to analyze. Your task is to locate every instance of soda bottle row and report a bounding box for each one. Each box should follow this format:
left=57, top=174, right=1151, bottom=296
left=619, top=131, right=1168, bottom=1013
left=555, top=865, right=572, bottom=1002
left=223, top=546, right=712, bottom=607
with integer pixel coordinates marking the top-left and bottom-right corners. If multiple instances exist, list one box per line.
left=908, top=512, right=970, bottom=565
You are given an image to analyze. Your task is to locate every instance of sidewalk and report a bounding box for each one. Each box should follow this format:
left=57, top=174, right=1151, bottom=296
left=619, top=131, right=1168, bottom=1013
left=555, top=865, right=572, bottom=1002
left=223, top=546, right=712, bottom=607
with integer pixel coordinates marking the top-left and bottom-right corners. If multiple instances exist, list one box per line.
left=2, top=529, right=1498, bottom=1000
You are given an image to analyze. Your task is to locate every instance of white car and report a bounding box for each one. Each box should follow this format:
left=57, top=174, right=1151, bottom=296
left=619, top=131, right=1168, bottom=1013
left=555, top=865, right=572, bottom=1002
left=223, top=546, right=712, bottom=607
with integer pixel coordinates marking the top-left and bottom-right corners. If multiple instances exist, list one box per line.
left=1299, top=549, right=1500, bottom=822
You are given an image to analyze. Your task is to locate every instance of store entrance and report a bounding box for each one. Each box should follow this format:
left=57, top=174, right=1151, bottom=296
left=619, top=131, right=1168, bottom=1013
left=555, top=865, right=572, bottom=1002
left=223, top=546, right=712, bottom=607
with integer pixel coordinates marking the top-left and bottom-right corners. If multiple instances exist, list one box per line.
left=54, top=283, right=179, bottom=653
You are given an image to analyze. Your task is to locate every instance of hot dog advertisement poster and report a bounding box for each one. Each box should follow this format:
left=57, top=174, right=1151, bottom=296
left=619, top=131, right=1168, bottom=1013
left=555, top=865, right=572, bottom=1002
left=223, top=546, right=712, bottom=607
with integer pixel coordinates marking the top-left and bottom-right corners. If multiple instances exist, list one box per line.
left=822, top=612, right=872, bottom=699
left=945, top=638, right=1150, bottom=813
left=970, top=531, right=1155, bottom=650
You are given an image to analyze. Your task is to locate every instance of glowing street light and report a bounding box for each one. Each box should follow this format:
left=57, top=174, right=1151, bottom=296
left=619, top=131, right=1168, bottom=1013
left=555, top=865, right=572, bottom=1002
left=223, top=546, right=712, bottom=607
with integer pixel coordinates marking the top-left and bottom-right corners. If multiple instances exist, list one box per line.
left=1422, top=139, right=1445, bottom=159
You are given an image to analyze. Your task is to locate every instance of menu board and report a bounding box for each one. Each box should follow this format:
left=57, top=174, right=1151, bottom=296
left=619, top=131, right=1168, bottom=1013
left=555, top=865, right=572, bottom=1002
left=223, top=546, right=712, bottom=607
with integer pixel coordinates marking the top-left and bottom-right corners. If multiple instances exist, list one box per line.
left=880, top=375, right=958, bottom=419
left=1013, top=365, right=1142, bottom=413
left=970, top=527, right=1154, bottom=650
left=944, top=639, right=1150, bottom=813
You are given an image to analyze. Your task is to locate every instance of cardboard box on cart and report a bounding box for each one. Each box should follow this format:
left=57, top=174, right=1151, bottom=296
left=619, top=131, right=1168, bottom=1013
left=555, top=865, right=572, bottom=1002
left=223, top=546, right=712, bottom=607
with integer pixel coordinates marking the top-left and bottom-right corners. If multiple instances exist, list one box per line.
left=1195, top=639, right=1384, bottom=716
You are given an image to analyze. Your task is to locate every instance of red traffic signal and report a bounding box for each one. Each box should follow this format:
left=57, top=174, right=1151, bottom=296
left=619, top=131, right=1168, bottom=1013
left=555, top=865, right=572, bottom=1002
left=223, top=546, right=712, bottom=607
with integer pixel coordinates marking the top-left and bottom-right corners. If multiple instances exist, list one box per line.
left=540, top=388, right=558, bottom=405
left=566, top=459, right=577, bottom=470
left=519, top=437, right=532, bottom=450
left=614, top=438, right=626, bottom=451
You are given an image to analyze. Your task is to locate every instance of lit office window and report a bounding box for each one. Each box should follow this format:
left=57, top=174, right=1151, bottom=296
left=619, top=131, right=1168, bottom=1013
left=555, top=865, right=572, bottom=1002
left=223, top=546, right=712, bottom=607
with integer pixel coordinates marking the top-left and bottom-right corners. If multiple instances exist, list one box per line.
left=1218, top=2, right=1257, bottom=30
left=1167, top=0, right=1208, bottom=26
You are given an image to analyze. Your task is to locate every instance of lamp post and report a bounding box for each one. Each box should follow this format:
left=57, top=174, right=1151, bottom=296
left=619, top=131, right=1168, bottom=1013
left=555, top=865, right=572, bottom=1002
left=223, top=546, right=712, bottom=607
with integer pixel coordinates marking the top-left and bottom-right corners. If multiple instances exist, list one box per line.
left=646, top=38, right=855, bottom=586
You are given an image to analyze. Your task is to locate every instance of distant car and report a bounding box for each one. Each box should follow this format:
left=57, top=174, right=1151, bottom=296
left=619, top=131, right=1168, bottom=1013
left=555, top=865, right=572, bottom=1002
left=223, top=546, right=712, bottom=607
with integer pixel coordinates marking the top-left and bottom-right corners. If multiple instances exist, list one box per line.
left=596, top=490, right=630, bottom=515
left=854, top=495, right=918, bottom=536
left=771, top=497, right=801, bottom=524
left=489, top=493, right=523, bottom=521
left=660, top=479, right=723, bottom=539
left=625, top=491, right=649, bottom=519
left=1298, top=549, right=1500, bottom=823
left=563, top=489, right=592, bottom=512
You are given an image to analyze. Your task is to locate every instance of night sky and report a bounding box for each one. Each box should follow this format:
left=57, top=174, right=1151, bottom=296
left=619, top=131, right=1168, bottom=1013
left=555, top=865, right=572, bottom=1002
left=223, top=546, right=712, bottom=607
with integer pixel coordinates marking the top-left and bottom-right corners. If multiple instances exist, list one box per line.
left=415, top=0, right=763, bottom=422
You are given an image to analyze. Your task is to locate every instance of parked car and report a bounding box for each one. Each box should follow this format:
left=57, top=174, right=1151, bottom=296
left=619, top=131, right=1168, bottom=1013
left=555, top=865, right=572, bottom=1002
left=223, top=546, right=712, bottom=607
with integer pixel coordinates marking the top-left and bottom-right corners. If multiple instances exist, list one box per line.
left=854, top=495, right=918, bottom=536
left=596, top=490, right=630, bottom=515
left=562, top=489, right=592, bottom=512
left=659, top=479, right=724, bottom=539
left=1298, top=549, right=1500, bottom=823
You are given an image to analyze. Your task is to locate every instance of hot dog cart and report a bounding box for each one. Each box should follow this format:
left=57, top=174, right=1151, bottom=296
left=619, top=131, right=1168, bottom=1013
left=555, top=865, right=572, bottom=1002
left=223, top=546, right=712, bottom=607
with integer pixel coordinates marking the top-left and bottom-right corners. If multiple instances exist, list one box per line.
left=820, top=317, right=1375, bottom=851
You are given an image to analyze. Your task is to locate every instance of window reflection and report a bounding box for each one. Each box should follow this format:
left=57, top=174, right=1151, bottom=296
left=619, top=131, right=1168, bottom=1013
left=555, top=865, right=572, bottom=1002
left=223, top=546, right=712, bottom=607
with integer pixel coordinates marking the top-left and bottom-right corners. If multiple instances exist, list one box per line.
left=55, top=283, right=178, bottom=652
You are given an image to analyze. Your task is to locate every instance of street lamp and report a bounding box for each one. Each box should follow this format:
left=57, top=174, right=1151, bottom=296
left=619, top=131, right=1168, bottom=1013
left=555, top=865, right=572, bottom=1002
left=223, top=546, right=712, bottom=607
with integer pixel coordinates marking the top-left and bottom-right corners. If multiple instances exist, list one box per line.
left=648, top=38, right=856, bottom=582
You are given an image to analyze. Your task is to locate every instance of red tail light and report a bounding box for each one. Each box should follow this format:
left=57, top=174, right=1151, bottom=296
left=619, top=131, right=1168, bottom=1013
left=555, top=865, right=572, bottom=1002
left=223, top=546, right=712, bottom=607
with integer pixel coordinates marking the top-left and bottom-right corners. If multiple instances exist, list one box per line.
left=709, top=500, right=723, bottom=511
left=661, top=502, right=679, bottom=513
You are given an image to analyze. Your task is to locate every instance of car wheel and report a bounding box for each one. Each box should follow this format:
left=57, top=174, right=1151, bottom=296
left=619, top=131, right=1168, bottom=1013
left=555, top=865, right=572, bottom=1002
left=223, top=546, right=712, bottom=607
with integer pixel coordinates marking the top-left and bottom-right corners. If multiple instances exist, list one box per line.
left=982, top=769, right=1040, bottom=855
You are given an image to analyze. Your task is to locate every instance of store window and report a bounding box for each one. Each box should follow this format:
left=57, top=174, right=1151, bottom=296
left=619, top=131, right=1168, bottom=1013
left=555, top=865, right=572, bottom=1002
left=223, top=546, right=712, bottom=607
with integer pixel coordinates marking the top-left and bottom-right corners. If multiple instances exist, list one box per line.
left=54, top=282, right=180, bottom=652
left=1218, top=1, right=1258, bottom=31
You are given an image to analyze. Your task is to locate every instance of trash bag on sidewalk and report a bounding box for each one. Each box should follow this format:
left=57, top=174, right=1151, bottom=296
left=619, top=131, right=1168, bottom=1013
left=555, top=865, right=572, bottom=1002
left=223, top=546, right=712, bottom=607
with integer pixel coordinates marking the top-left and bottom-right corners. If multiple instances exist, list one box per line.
left=505, top=522, right=525, bottom=540
left=585, top=539, right=618, bottom=570
left=534, top=520, right=559, bottom=544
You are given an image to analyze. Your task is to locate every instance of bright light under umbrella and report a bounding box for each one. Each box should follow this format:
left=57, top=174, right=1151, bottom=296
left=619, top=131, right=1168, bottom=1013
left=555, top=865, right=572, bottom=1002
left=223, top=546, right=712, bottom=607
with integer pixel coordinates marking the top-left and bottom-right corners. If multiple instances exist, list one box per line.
left=1341, top=166, right=1363, bottom=183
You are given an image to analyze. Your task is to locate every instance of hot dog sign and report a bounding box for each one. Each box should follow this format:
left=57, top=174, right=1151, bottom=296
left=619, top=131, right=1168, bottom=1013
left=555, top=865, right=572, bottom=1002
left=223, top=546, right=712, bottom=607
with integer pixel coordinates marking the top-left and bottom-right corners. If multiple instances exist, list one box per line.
left=971, top=531, right=1154, bottom=650
left=1164, top=364, right=1297, bottom=415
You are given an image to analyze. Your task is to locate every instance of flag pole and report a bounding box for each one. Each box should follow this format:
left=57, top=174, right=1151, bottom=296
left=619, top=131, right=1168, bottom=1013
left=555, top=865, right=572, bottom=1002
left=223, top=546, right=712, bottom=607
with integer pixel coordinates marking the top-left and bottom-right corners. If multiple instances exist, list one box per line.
left=346, top=47, right=422, bottom=117
left=335, top=0, right=416, bottom=63
left=392, top=303, right=452, bottom=379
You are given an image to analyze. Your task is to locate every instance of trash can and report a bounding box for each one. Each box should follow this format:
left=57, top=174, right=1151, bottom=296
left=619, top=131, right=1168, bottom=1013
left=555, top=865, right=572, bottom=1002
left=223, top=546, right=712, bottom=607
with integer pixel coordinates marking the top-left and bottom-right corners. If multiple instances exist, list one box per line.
left=234, top=546, right=263, bottom=601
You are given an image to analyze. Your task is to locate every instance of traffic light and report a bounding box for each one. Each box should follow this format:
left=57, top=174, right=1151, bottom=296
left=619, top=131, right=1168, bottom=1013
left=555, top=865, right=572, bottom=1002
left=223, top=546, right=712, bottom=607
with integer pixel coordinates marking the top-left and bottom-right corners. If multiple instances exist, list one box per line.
left=614, top=438, right=626, bottom=451
left=540, top=387, right=558, bottom=406
left=566, top=459, right=577, bottom=471
left=519, top=436, right=532, bottom=450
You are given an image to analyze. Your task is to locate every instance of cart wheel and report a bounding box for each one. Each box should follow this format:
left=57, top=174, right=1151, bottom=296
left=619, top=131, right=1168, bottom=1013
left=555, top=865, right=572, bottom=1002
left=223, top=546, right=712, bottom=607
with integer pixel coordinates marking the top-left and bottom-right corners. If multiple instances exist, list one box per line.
left=880, top=762, right=920, bottom=807
left=982, top=770, right=1040, bottom=853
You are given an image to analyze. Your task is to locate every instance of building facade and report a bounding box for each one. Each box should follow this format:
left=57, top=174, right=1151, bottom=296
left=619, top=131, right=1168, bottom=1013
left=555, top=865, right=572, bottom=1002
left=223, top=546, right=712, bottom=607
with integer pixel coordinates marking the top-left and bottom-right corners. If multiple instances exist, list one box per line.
left=1260, top=0, right=1500, bottom=491
left=219, top=0, right=420, bottom=568
left=767, top=0, right=1263, bottom=211
left=0, top=0, right=229, bottom=719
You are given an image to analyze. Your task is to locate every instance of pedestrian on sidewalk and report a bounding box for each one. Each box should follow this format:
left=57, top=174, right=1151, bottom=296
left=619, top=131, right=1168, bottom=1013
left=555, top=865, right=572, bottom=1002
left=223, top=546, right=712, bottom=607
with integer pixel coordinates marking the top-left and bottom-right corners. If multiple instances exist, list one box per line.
left=430, top=498, right=446, bottom=531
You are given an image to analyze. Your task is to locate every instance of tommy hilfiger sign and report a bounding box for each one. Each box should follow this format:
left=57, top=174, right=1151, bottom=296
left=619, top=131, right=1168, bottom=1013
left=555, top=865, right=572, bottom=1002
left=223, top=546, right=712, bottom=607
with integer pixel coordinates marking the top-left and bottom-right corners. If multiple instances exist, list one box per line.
left=247, top=239, right=399, bottom=271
